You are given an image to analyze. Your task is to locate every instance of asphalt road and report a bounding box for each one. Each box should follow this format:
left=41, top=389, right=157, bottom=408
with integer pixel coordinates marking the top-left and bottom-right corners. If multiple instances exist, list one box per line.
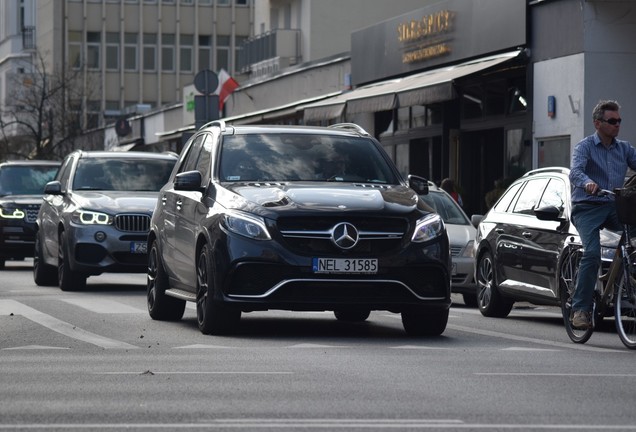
left=2, top=259, right=636, bottom=432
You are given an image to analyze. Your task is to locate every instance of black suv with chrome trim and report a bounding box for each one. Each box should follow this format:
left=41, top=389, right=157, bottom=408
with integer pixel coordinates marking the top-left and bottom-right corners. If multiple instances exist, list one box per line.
left=147, top=121, right=451, bottom=336
left=0, top=160, right=60, bottom=269
left=33, top=150, right=177, bottom=290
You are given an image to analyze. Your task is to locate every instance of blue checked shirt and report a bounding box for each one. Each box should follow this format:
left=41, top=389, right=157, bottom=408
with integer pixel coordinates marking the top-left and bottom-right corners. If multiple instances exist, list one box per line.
left=570, top=133, right=636, bottom=204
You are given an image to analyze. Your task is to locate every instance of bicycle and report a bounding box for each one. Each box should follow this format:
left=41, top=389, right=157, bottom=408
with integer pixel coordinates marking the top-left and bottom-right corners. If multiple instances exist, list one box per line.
left=560, top=187, right=636, bottom=349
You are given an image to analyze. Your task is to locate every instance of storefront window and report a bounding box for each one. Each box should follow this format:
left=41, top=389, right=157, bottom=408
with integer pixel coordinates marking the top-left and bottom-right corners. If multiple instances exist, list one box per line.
left=505, top=128, right=531, bottom=181
left=461, top=85, right=483, bottom=119
left=397, top=107, right=409, bottom=131
left=538, top=137, right=570, bottom=169
left=412, top=106, right=426, bottom=128
left=484, top=80, right=506, bottom=116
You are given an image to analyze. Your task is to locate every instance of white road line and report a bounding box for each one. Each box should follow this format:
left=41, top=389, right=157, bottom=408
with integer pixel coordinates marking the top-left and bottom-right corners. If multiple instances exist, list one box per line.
left=1, top=420, right=635, bottom=429
left=62, top=298, right=146, bottom=314
left=0, top=299, right=137, bottom=349
left=447, top=323, right=625, bottom=353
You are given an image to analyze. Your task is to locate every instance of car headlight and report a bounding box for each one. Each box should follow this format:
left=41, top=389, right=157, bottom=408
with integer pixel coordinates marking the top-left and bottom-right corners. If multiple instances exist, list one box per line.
left=412, top=213, right=445, bottom=243
left=0, top=207, right=25, bottom=219
left=461, top=240, right=475, bottom=258
left=601, top=246, right=615, bottom=262
left=71, top=209, right=113, bottom=225
left=222, top=211, right=271, bottom=240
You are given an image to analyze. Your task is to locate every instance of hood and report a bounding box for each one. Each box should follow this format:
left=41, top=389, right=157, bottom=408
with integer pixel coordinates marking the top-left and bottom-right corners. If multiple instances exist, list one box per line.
left=222, top=182, right=420, bottom=216
left=72, top=191, right=159, bottom=214
left=445, top=222, right=476, bottom=247
left=0, top=194, right=45, bottom=206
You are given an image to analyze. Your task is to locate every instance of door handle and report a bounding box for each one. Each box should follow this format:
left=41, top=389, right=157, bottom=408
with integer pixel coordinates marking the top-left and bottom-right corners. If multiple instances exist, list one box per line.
left=522, top=232, right=532, bottom=238
left=495, top=228, right=504, bottom=234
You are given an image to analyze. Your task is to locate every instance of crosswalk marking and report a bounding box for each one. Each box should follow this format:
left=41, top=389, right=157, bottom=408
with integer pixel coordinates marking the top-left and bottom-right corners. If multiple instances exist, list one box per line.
left=0, top=299, right=137, bottom=349
left=62, top=298, right=146, bottom=314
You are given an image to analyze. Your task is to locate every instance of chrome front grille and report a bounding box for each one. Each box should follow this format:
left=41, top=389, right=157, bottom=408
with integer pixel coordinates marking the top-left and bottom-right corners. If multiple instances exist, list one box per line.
left=115, top=214, right=150, bottom=233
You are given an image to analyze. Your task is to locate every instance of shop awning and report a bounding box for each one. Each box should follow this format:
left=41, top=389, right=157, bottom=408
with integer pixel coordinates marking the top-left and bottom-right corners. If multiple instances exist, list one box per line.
left=301, top=50, right=522, bottom=121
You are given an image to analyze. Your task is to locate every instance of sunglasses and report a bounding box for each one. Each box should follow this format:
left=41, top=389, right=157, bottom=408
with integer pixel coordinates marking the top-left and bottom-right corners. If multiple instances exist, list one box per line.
left=600, top=118, right=622, bottom=125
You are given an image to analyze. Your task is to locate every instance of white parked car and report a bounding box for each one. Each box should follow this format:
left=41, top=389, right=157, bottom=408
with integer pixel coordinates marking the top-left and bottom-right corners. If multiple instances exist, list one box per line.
left=420, top=182, right=477, bottom=306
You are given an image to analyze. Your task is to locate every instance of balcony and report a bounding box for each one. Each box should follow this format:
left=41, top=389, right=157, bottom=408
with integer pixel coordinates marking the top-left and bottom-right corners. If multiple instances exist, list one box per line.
left=237, top=29, right=301, bottom=75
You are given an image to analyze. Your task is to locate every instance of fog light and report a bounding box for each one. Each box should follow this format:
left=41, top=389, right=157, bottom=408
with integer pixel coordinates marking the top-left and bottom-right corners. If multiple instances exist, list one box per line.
left=94, top=231, right=106, bottom=242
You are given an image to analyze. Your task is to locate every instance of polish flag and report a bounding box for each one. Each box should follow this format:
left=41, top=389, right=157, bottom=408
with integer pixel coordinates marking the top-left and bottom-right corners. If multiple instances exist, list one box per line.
left=216, top=69, right=239, bottom=111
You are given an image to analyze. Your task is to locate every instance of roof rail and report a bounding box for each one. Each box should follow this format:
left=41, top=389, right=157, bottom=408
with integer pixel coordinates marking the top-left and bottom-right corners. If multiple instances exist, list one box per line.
left=199, top=119, right=227, bottom=131
left=328, top=123, right=370, bottom=136
left=523, top=166, right=570, bottom=177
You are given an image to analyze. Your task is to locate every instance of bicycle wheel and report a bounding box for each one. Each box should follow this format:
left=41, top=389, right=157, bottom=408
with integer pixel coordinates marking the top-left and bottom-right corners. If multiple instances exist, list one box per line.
left=560, top=247, right=594, bottom=344
left=614, top=263, right=636, bottom=349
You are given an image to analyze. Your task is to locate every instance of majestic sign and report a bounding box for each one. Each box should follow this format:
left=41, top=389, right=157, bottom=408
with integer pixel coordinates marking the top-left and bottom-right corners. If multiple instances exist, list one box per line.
left=351, top=0, right=526, bottom=86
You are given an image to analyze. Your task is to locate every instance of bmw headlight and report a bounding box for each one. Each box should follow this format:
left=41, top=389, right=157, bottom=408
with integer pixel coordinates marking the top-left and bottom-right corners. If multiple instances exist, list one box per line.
left=71, top=209, right=112, bottom=225
left=412, top=213, right=445, bottom=243
left=0, top=207, right=25, bottom=219
left=222, top=211, right=271, bottom=240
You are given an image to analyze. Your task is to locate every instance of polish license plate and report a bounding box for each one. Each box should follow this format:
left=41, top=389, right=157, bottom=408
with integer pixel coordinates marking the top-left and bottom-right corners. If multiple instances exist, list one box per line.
left=130, top=241, right=147, bottom=254
left=312, top=258, right=378, bottom=274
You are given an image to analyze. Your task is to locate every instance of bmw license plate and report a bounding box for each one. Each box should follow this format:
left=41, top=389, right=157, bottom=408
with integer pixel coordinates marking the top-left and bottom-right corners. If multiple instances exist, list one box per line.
left=312, top=258, right=378, bottom=274
left=130, top=241, right=147, bottom=254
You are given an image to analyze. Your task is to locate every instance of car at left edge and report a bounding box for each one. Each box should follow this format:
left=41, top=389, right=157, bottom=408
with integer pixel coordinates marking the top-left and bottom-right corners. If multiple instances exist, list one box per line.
left=0, top=160, right=60, bottom=269
left=33, top=150, right=178, bottom=290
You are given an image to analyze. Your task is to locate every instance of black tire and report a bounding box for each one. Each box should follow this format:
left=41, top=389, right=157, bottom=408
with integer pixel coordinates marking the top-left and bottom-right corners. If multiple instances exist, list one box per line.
left=58, top=230, right=86, bottom=291
left=559, top=247, right=593, bottom=344
left=462, top=293, right=478, bottom=308
left=401, top=307, right=448, bottom=336
left=614, top=268, right=636, bottom=349
left=334, top=309, right=371, bottom=322
left=476, top=250, right=513, bottom=317
left=33, top=231, right=58, bottom=286
left=147, top=240, right=185, bottom=321
left=196, top=244, right=240, bottom=335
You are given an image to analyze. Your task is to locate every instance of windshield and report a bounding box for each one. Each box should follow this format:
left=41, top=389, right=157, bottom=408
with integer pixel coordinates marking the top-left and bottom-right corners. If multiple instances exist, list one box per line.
left=0, top=165, right=59, bottom=196
left=420, top=191, right=470, bottom=225
left=73, top=158, right=175, bottom=191
left=218, top=133, right=399, bottom=184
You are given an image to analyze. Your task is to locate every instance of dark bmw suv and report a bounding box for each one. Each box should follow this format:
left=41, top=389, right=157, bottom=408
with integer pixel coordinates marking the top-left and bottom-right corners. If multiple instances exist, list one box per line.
left=34, top=151, right=177, bottom=290
left=0, top=160, right=60, bottom=269
left=147, top=121, right=451, bottom=336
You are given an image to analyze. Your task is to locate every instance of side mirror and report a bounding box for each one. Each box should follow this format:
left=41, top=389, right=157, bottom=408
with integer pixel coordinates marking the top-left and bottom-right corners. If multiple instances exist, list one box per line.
left=534, top=205, right=565, bottom=221
left=43, top=181, right=63, bottom=196
left=408, top=175, right=429, bottom=195
left=174, top=170, right=204, bottom=192
left=471, top=214, right=483, bottom=228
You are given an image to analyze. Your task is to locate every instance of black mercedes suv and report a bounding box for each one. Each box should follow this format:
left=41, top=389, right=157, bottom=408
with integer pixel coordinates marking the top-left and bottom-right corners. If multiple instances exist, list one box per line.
left=0, top=160, right=60, bottom=269
left=147, top=121, right=451, bottom=336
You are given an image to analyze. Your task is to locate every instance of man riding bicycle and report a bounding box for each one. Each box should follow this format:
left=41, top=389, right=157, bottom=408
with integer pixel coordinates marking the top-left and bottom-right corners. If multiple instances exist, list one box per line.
left=569, top=100, right=636, bottom=330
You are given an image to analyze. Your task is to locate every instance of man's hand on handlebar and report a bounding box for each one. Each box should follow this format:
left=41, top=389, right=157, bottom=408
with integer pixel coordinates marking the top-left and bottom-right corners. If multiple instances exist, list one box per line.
left=585, top=181, right=599, bottom=195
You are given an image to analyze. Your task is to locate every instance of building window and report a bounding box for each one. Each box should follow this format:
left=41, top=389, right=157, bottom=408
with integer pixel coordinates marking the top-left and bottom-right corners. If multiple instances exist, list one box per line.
left=69, top=31, right=82, bottom=69
left=143, top=33, right=157, bottom=71
left=199, top=35, right=212, bottom=70
left=180, top=34, right=193, bottom=73
left=124, top=33, right=138, bottom=71
left=86, top=100, right=101, bottom=129
left=86, top=32, right=101, bottom=70
left=106, top=32, right=119, bottom=71
left=162, top=34, right=175, bottom=72
left=397, top=107, right=409, bottom=131
left=538, top=137, right=570, bottom=169
left=217, top=35, right=230, bottom=72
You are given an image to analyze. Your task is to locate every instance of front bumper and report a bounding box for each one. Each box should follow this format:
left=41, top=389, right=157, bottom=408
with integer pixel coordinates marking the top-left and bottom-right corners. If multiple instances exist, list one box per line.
left=67, top=223, right=149, bottom=275
left=213, top=232, right=452, bottom=312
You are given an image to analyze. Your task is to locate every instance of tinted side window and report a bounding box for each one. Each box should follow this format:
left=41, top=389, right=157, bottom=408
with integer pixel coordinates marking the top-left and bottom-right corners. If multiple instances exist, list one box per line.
left=178, top=134, right=205, bottom=174
left=195, top=134, right=214, bottom=185
left=512, top=178, right=549, bottom=215
left=493, top=181, right=522, bottom=213
left=538, top=178, right=566, bottom=209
